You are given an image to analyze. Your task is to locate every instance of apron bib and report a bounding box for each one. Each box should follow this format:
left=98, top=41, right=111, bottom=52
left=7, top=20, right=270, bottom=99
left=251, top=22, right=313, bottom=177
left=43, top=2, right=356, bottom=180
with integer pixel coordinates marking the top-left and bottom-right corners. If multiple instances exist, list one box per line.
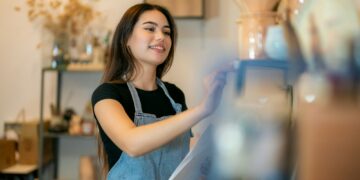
left=108, top=79, right=191, bottom=180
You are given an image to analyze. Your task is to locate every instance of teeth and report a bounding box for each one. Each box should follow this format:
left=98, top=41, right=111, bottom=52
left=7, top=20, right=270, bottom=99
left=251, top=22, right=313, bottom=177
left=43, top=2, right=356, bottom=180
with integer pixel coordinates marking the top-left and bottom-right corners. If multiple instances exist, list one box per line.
left=150, top=45, right=164, bottom=51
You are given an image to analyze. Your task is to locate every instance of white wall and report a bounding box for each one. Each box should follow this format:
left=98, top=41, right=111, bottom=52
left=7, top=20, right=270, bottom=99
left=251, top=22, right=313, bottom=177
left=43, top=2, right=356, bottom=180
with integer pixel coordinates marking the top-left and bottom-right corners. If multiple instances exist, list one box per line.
left=0, top=0, right=239, bottom=179
left=1, top=0, right=43, bottom=132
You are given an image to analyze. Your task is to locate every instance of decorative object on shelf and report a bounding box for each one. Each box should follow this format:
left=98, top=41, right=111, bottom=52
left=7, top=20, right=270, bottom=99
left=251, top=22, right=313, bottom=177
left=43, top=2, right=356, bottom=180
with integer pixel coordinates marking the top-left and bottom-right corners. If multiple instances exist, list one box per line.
left=69, top=115, right=83, bottom=135
left=81, top=101, right=96, bottom=135
left=19, top=0, right=102, bottom=68
left=234, top=0, right=282, bottom=60
left=66, top=30, right=111, bottom=71
left=81, top=120, right=95, bottom=135
left=48, top=115, right=69, bottom=133
left=237, top=12, right=280, bottom=60
left=265, top=25, right=288, bottom=60
left=48, top=104, right=70, bottom=133
left=51, top=32, right=70, bottom=69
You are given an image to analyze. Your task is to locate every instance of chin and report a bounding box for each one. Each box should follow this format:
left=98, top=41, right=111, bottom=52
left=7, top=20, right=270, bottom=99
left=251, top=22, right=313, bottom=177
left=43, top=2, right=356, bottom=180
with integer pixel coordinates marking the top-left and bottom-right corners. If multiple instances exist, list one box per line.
left=151, top=56, right=167, bottom=64
left=154, top=59, right=167, bottom=66
left=141, top=58, right=166, bottom=67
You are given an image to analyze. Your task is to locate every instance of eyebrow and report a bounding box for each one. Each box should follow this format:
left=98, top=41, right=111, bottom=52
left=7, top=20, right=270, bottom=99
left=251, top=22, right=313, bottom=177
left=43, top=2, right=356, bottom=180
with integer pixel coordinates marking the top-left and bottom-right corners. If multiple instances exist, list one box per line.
left=142, top=21, right=170, bottom=29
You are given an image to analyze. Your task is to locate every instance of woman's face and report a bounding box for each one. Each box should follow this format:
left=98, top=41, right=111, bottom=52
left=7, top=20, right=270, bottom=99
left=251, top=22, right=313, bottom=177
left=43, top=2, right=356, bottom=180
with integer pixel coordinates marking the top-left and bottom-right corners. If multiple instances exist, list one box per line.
left=127, top=10, right=172, bottom=68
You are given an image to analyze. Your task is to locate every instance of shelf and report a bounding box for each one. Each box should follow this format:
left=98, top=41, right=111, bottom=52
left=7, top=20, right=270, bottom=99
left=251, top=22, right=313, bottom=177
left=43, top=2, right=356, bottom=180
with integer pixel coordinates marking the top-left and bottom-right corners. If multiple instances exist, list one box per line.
left=235, top=59, right=289, bottom=93
left=42, top=68, right=103, bottom=72
left=44, top=132, right=95, bottom=139
left=39, top=68, right=99, bottom=179
left=1, top=164, right=37, bottom=174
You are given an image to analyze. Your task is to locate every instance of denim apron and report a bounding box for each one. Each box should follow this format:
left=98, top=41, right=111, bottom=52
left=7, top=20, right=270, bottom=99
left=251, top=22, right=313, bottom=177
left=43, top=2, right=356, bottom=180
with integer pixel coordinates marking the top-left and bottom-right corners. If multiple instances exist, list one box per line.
left=107, top=79, right=191, bottom=180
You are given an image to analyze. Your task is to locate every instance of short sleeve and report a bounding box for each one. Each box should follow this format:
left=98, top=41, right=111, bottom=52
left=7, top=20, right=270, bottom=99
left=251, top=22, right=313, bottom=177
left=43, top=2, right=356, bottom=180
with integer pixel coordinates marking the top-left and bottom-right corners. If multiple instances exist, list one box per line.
left=91, top=83, right=121, bottom=108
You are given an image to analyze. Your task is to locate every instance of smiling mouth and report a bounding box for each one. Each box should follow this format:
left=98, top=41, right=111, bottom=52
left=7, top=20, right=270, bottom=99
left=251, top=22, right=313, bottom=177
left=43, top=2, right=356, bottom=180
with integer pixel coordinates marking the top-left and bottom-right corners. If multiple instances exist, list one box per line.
left=149, top=45, right=166, bottom=52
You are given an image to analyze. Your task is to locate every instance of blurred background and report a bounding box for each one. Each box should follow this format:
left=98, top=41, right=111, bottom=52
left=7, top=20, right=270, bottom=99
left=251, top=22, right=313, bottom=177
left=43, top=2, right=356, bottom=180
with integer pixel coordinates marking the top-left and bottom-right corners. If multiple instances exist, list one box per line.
left=0, top=0, right=359, bottom=179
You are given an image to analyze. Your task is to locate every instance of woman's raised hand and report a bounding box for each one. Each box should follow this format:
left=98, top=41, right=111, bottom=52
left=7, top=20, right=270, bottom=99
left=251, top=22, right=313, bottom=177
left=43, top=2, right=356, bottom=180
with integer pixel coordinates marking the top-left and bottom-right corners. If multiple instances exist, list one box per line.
left=200, top=61, right=236, bottom=117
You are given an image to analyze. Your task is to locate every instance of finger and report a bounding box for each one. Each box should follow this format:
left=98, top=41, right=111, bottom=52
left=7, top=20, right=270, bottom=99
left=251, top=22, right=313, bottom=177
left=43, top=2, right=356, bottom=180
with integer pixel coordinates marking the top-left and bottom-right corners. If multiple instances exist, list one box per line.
left=217, top=61, right=237, bottom=74
left=214, top=70, right=228, bottom=81
left=209, top=79, right=226, bottom=94
left=215, top=74, right=227, bottom=83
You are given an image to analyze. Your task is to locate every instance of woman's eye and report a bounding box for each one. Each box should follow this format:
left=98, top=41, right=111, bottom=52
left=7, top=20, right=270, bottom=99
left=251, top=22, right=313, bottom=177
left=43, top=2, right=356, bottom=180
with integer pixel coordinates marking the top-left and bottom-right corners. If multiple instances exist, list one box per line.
left=164, top=31, right=171, bottom=36
left=145, top=27, right=155, bottom=32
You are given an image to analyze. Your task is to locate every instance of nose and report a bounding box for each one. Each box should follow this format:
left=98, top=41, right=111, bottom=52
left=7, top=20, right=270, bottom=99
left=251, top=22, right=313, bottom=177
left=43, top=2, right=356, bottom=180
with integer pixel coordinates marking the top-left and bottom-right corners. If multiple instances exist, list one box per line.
left=155, top=30, right=165, bottom=41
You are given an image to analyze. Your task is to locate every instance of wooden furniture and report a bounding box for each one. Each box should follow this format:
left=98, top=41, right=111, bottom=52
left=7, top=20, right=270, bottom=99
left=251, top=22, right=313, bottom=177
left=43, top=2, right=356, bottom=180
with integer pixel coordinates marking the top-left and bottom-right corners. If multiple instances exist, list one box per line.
left=0, top=164, right=37, bottom=180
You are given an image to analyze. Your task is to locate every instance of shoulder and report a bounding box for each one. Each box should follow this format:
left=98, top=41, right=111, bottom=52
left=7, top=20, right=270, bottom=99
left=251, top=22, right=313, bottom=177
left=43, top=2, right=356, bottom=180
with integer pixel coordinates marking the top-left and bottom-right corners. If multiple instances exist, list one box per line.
left=92, top=83, right=128, bottom=96
left=91, top=83, right=129, bottom=106
left=163, top=81, right=185, bottom=96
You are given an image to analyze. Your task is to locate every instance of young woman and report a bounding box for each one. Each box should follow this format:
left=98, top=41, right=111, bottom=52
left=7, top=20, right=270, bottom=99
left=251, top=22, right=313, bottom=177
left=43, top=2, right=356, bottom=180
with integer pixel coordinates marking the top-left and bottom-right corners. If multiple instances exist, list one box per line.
left=92, top=3, right=233, bottom=180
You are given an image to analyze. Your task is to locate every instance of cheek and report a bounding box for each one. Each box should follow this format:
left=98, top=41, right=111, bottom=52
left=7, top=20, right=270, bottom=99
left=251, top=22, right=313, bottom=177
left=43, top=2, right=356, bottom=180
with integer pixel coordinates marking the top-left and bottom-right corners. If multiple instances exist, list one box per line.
left=166, top=38, right=172, bottom=50
left=128, top=36, right=148, bottom=53
left=128, top=30, right=148, bottom=45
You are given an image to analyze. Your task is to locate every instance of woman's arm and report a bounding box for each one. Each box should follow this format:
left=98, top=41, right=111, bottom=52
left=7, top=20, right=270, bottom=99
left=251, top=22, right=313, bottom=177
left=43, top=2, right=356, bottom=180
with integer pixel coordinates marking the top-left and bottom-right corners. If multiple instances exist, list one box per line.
left=94, top=64, right=234, bottom=157
left=95, top=99, right=206, bottom=157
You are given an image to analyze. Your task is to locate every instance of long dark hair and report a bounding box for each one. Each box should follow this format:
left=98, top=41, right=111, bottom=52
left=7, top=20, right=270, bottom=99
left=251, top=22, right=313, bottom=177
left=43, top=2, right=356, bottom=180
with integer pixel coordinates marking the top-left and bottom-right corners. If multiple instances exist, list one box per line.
left=102, top=3, right=177, bottom=83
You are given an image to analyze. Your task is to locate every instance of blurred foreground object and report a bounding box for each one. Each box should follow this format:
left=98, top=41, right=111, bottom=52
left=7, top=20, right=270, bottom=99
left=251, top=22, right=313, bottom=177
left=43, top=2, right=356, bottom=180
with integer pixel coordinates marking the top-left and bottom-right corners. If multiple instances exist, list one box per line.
left=288, top=0, right=360, bottom=179
left=169, top=127, right=213, bottom=180
left=297, top=103, right=360, bottom=180
left=213, top=59, right=293, bottom=179
left=288, top=0, right=360, bottom=74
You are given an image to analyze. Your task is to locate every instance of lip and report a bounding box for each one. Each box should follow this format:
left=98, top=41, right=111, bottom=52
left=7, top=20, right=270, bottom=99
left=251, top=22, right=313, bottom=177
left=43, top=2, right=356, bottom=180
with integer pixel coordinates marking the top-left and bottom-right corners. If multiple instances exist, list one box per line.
left=148, top=44, right=166, bottom=53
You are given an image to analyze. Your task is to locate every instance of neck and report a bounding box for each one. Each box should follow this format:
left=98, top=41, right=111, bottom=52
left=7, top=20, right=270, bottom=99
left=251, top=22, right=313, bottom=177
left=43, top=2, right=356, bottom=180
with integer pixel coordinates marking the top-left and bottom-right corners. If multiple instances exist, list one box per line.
left=131, top=66, right=158, bottom=91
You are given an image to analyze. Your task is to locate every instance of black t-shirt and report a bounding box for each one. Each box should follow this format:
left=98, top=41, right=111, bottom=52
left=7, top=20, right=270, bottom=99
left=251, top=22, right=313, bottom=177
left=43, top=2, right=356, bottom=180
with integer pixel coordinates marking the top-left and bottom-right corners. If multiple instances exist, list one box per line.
left=91, top=82, right=187, bottom=169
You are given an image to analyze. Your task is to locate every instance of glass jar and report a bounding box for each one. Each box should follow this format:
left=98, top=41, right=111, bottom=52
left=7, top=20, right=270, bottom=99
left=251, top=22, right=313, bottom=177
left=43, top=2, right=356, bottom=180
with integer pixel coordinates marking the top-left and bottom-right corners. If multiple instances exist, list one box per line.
left=237, top=12, right=280, bottom=60
left=51, top=32, right=69, bottom=69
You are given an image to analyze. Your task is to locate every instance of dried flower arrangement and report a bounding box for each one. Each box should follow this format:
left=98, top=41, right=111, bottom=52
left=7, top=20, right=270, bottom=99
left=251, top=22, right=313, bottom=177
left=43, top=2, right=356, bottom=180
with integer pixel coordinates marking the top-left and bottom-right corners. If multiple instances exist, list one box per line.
left=17, top=0, right=101, bottom=37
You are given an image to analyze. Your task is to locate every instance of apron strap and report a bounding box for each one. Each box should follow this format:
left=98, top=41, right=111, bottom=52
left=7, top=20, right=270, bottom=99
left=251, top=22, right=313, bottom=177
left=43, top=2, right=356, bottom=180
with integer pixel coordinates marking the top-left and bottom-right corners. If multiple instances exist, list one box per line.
left=156, top=78, right=182, bottom=113
left=127, top=82, right=143, bottom=113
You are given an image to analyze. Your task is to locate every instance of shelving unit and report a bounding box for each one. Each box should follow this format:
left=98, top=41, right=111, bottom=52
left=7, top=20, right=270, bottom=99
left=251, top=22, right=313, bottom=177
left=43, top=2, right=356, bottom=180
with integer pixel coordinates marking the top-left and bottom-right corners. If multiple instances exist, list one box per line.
left=38, top=67, right=102, bottom=180
left=235, top=59, right=290, bottom=91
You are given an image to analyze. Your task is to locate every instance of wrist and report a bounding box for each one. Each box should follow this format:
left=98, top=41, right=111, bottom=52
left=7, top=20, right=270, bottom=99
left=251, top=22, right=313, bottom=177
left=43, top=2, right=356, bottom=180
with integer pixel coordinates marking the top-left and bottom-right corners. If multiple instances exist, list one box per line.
left=197, top=101, right=211, bottom=119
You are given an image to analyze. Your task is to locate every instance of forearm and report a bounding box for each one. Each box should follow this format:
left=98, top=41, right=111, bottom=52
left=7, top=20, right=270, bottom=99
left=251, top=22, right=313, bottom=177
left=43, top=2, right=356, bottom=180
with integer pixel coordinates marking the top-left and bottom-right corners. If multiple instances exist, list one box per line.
left=123, top=105, right=207, bottom=157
